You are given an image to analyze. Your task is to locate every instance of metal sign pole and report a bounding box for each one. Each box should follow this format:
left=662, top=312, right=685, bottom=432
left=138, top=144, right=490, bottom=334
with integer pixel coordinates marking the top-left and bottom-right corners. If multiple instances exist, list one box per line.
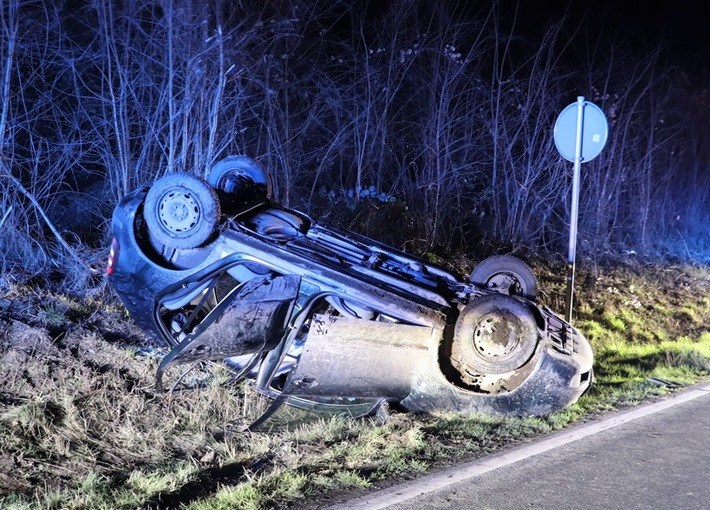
left=564, top=96, right=585, bottom=324
left=554, top=96, right=608, bottom=326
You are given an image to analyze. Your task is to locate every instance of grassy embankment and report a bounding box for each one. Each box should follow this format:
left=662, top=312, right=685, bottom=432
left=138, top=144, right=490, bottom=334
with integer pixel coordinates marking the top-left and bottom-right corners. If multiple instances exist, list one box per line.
left=1, top=260, right=709, bottom=509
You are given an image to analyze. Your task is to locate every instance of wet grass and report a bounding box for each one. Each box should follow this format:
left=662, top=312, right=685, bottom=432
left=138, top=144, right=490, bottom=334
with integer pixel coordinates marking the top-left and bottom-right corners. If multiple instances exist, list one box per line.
left=1, top=261, right=710, bottom=509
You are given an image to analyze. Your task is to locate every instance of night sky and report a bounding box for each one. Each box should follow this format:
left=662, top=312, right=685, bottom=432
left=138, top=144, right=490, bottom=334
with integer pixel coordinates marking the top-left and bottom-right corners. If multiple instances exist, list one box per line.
left=493, top=0, right=710, bottom=74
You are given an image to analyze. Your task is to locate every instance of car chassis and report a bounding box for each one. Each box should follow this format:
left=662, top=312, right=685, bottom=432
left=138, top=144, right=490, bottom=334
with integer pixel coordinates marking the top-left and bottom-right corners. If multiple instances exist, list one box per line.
left=107, top=156, right=593, bottom=426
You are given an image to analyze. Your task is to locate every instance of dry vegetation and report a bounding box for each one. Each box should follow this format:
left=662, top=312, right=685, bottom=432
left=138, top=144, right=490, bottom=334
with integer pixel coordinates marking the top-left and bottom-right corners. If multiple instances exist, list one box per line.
left=1, top=259, right=710, bottom=509
left=2, top=0, right=710, bottom=285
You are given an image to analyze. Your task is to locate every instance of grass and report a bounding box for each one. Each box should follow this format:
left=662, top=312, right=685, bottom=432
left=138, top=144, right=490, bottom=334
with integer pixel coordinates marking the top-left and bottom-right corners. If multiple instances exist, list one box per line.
left=1, top=261, right=710, bottom=509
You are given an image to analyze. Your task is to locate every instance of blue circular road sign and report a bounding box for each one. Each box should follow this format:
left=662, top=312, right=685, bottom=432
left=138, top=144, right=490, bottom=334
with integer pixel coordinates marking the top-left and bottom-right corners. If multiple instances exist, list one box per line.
left=554, top=101, right=609, bottom=163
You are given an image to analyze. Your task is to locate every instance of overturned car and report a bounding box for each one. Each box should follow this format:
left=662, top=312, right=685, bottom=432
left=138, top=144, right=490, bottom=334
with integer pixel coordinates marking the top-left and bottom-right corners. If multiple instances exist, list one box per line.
left=107, top=156, right=593, bottom=424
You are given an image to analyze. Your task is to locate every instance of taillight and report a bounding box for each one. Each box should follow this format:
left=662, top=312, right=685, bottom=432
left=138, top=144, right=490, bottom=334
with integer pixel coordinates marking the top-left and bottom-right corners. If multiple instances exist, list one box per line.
left=107, top=238, right=119, bottom=276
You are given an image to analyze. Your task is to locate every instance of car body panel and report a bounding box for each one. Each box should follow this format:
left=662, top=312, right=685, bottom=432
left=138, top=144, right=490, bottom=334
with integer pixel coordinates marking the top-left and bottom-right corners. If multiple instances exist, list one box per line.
left=281, top=314, right=433, bottom=399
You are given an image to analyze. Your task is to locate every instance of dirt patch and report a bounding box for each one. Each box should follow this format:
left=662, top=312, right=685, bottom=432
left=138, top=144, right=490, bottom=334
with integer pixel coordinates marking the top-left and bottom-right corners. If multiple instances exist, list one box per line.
left=1, top=290, right=162, bottom=496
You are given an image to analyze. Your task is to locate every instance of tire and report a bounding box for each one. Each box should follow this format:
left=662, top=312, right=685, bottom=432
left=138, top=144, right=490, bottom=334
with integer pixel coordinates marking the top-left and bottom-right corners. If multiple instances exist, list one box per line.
left=246, top=209, right=307, bottom=241
left=469, top=255, right=538, bottom=300
left=144, top=173, right=220, bottom=250
left=207, top=155, right=270, bottom=199
left=451, top=293, right=539, bottom=376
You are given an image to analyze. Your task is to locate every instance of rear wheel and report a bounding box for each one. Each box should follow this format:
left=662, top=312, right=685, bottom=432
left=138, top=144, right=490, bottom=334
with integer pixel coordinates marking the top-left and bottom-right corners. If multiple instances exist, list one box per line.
left=469, top=255, right=538, bottom=300
left=208, top=155, right=270, bottom=199
left=144, top=173, right=220, bottom=249
left=451, top=294, right=538, bottom=377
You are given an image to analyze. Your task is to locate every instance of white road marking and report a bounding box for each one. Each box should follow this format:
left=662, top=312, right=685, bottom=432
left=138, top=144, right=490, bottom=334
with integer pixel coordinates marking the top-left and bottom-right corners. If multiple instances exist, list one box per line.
left=328, top=383, right=710, bottom=510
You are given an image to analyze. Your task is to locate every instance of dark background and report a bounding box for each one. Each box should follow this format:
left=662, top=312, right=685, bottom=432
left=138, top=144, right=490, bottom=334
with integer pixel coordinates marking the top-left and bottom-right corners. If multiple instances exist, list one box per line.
left=1, top=0, right=709, bottom=289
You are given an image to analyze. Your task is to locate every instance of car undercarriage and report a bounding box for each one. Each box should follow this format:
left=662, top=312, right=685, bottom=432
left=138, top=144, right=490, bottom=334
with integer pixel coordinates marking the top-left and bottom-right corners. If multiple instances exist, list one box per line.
left=107, top=156, right=593, bottom=426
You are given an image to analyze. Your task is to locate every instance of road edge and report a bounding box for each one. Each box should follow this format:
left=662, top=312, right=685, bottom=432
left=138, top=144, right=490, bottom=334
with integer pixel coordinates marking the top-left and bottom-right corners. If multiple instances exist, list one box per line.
left=326, top=381, right=710, bottom=510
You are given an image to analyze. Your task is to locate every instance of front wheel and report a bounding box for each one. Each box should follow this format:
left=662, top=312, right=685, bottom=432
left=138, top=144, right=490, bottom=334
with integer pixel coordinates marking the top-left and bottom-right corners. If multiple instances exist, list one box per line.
left=451, top=293, right=539, bottom=377
left=469, top=255, right=538, bottom=300
left=143, top=173, right=220, bottom=250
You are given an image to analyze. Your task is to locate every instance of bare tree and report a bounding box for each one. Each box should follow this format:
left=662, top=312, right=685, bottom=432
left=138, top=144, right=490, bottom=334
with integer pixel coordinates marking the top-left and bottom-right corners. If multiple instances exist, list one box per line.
left=2, top=0, right=710, bottom=290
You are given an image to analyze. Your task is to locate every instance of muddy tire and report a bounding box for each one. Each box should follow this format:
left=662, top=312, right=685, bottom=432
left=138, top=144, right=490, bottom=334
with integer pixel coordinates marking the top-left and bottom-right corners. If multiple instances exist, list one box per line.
left=144, top=173, right=220, bottom=249
left=451, top=294, right=538, bottom=376
left=208, top=155, right=270, bottom=199
left=469, top=255, right=538, bottom=300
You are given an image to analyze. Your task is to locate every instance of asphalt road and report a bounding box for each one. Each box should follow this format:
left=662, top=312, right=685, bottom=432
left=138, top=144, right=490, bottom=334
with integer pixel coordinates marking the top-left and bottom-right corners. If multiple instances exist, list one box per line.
left=326, top=382, right=710, bottom=510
